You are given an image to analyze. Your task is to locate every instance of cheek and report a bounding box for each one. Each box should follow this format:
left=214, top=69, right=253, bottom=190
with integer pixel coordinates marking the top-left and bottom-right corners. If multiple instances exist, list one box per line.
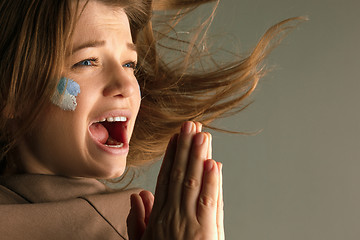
left=133, top=91, right=141, bottom=119
left=51, top=77, right=81, bottom=111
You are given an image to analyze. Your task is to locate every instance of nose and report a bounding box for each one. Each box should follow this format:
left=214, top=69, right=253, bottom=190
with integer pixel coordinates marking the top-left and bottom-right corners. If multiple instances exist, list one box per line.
left=102, top=63, right=138, bottom=98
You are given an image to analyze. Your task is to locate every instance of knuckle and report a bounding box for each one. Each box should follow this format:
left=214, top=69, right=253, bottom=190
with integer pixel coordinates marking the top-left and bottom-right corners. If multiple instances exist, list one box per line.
left=198, top=194, right=217, bottom=208
left=178, top=135, right=192, bottom=148
left=191, top=149, right=203, bottom=159
left=170, top=168, right=185, bottom=183
left=183, top=177, right=200, bottom=190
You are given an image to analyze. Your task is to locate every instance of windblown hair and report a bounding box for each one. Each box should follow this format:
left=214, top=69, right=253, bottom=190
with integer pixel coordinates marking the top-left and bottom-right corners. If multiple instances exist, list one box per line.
left=0, top=0, right=303, bottom=174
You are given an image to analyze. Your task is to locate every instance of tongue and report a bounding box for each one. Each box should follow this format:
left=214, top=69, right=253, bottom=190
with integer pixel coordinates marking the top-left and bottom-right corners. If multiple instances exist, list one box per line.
left=89, top=123, right=109, bottom=144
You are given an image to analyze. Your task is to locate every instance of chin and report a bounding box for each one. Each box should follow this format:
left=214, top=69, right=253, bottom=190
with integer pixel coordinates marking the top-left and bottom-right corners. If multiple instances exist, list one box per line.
left=94, top=163, right=127, bottom=180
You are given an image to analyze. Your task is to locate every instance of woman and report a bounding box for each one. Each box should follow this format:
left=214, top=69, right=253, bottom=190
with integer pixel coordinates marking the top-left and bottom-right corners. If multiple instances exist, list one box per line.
left=0, top=0, right=300, bottom=239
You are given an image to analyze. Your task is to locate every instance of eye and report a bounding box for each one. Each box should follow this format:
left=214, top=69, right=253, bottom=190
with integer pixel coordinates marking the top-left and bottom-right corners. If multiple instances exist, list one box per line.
left=73, top=58, right=98, bottom=68
left=123, top=61, right=137, bottom=70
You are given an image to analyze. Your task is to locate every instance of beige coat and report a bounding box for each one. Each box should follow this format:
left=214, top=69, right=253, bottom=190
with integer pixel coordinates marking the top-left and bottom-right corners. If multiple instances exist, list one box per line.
left=0, top=174, right=140, bottom=240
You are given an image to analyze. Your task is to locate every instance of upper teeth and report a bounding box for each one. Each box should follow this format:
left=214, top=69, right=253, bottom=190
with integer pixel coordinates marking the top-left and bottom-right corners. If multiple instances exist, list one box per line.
left=99, top=116, right=127, bottom=122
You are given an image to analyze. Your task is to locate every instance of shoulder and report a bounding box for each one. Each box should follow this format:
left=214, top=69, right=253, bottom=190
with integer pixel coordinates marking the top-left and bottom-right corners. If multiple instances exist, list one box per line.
left=0, top=186, right=144, bottom=240
left=0, top=174, right=144, bottom=239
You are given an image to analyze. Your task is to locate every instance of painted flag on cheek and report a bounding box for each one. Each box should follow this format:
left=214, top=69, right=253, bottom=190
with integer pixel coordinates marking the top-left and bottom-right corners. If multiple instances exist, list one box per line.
left=51, top=77, right=81, bottom=111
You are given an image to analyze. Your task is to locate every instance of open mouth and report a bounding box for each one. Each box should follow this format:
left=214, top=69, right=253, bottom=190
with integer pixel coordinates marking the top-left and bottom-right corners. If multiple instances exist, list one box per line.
left=89, top=116, right=127, bottom=148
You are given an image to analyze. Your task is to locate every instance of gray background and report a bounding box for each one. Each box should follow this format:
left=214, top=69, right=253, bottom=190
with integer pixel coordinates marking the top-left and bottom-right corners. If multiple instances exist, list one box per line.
left=131, top=0, right=360, bottom=239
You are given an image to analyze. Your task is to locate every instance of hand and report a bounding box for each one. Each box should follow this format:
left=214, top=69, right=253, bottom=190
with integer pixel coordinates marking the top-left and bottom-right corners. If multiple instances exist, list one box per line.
left=127, top=121, right=224, bottom=240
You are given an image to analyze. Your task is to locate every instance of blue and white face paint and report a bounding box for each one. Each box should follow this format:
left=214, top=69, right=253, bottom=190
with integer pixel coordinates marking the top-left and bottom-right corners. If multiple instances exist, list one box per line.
left=51, top=77, right=81, bottom=111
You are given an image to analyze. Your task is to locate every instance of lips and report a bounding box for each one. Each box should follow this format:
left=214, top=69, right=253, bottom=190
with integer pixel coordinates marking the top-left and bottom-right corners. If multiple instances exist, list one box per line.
left=88, top=110, right=131, bottom=153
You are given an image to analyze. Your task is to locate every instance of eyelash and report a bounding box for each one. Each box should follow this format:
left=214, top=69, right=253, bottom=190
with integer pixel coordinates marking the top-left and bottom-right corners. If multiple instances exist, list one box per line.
left=72, top=58, right=99, bottom=68
left=72, top=58, right=137, bottom=70
left=123, top=61, right=137, bottom=70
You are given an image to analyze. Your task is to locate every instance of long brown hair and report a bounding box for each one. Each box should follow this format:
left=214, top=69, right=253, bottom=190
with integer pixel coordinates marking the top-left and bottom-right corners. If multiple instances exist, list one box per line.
left=0, top=0, right=73, bottom=173
left=128, top=0, right=304, bottom=166
left=0, top=0, right=304, bottom=174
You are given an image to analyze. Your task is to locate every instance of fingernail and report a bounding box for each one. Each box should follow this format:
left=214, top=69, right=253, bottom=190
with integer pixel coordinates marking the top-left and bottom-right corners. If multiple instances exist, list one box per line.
left=182, top=121, right=193, bottom=134
left=195, top=122, right=202, bottom=133
left=204, top=159, right=214, bottom=172
left=218, top=162, right=223, bottom=176
left=218, top=162, right=223, bottom=172
left=195, top=133, right=205, bottom=146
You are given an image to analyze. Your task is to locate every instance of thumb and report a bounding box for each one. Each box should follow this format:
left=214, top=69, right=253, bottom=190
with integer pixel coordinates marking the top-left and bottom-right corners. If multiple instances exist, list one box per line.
left=127, top=194, right=146, bottom=240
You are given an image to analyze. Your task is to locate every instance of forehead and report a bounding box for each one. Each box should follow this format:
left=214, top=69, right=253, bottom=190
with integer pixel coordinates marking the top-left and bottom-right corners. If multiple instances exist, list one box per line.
left=71, top=1, right=131, bottom=44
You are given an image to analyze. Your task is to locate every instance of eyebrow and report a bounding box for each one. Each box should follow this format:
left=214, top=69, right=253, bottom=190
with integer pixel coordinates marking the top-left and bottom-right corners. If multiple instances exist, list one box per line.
left=71, top=40, right=106, bottom=54
left=127, top=42, right=137, bottom=51
left=70, top=40, right=137, bottom=54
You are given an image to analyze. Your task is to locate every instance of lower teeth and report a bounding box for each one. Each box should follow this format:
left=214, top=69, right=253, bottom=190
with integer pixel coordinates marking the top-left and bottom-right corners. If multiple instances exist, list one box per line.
left=104, top=143, right=124, bottom=148
left=105, top=137, right=124, bottom=148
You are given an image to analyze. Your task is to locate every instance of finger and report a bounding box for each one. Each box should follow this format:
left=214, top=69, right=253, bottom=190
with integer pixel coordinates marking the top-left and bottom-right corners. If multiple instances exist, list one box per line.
left=197, top=159, right=219, bottom=227
left=195, top=121, right=202, bottom=133
left=216, top=162, right=225, bottom=240
left=139, top=190, right=154, bottom=225
left=205, top=132, right=212, bottom=160
left=167, top=121, right=196, bottom=207
left=127, top=194, right=146, bottom=240
left=151, top=134, right=178, bottom=216
left=182, top=132, right=209, bottom=216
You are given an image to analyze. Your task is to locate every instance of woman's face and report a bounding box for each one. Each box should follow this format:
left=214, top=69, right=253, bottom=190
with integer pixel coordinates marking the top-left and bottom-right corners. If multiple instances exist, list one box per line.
left=18, top=1, right=141, bottom=178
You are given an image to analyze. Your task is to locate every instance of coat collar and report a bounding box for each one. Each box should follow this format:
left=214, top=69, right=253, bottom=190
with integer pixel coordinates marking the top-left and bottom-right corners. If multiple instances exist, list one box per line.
left=0, top=174, right=108, bottom=203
